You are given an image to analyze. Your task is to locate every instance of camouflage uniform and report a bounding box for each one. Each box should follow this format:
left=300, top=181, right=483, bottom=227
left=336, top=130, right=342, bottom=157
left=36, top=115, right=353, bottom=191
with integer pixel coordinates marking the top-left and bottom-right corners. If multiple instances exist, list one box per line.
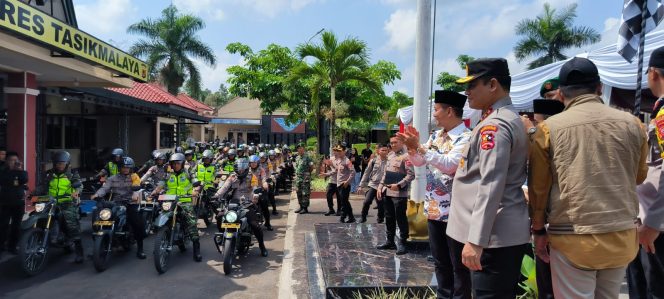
left=140, top=164, right=169, bottom=184
left=158, top=171, right=199, bottom=241
left=43, top=169, right=82, bottom=240
left=294, top=153, right=314, bottom=208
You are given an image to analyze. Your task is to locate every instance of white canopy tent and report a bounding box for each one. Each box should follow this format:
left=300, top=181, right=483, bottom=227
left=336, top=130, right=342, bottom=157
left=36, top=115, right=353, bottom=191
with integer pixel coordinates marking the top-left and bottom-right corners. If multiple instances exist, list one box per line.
left=397, top=28, right=664, bottom=126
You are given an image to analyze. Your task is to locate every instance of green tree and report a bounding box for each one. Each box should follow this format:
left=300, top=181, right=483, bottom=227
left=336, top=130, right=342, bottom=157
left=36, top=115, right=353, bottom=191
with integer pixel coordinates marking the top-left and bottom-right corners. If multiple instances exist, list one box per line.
left=385, top=91, right=413, bottom=135
left=514, top=3, right=600, bottom=70
left=290, top=31, right=381, bottom=151
left=127, top=5, right=216, bottom=99
left=436, top=54, right=475, bottom=92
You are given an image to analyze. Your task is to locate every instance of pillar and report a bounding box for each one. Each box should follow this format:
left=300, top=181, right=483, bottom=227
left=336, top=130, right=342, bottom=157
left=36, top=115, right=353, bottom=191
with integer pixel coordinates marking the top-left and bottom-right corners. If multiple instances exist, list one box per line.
left=5, top=72, right=38, bottom=191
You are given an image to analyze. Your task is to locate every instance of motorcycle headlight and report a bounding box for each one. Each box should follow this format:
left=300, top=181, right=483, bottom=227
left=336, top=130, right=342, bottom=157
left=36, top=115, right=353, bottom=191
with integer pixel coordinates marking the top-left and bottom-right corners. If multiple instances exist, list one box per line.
left=34, top=203, right=46, bottom=213
left=99, top=208, right=112, bottom=221
left=162, top=202, right=172, bottom=211
left=225, top=211, right=238, bottom=223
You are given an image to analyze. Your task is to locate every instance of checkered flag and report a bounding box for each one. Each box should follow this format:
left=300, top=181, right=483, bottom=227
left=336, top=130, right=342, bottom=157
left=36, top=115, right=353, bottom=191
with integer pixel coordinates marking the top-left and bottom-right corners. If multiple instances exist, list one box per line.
left=617, top=0, right=664, bottom=62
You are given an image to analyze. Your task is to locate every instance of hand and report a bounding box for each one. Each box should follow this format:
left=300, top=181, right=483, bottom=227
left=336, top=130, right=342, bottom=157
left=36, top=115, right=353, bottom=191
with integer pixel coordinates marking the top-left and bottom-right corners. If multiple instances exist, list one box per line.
left=534, top=234, right=550, bottom=263
left=356, top=187, right=364, bottom=195
left=90, top=194, right=97, bottom=200
left=192, top=191, right=199, bottom=198
left=72, top=191, right=80, bottom=199
left=461, top=242, right=483, bottom=271
left=376, top=186, right=383, bottom=201
left=388, top=184, right=399, bottom=192
left=639, top=225, right=661, bottom=253
left=396, top=125, right=421, bottom=151
left=520, top=115, right=535, bottom=132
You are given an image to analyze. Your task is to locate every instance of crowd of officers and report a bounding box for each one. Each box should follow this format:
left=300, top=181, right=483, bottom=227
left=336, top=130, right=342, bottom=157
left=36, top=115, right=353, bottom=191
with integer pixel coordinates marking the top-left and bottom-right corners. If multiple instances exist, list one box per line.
left=0, top=141, right=301, bottom=264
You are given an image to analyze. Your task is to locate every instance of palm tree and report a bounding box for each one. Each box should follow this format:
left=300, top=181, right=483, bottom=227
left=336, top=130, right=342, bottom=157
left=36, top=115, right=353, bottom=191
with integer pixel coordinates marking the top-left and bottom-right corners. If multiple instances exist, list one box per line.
left=289, top=31, right=380, bottom=152
left=127, top=5, right=216, bottom=98
left=514, top=3, right=600, bottom=70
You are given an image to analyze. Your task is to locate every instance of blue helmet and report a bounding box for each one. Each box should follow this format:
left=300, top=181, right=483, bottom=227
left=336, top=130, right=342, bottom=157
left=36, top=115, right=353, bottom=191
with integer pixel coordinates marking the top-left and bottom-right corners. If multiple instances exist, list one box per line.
left=248, top=155, right=260, bottom=164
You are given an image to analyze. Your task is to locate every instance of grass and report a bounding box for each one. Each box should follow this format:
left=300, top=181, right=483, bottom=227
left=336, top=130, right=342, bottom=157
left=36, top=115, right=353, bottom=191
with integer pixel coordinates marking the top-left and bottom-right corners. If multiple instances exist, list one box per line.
left=311, top=177, right=327, bottom=192
left=352, top=287, right=436, bottom=299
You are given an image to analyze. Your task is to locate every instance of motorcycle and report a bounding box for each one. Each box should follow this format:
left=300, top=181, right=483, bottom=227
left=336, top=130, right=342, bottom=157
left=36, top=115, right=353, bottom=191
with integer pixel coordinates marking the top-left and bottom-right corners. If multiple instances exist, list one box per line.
left=136, top=181, right=157, bottom=235
left=91, top=199, right=136, bottom=272
left=196, top=186, right=219, bottom=228
left=18, top=195, right=75, bottom=276
left=214, top=188, right=264, bottom=275
left=152, top=190, right=199, bottom=274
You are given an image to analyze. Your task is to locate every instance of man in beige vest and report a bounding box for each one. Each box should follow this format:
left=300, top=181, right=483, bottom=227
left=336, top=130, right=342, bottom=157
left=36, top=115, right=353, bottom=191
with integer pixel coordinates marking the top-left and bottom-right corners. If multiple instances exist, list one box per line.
left=529, top=57, right=648, bottom=298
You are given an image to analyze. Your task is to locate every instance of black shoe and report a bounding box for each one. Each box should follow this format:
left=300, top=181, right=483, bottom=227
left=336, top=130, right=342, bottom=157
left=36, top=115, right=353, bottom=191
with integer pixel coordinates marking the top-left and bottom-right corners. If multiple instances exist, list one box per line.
left=372, top=205, right=378, bottom=210
left=335, top=211, right=342, bottom=216
left=136, top=242, right=146, bottom=259
left=272, top=210, right=278, bottom=216
left=377, top=218, right=384, bottom=224
left=339, top=217, right=346, bottom=223
left=346, top=217, right=357, bottom=223
left=324, top=210, right=335, bottom=216
left=265, top=224, right=274, bottom=231
left=260, top=247, right=268, bottom=257
left=396, top=242, right=408, bottom=255
left=360, top=216, right=367, bottom=223
left=74, top=240, right=84, bottom=263
left=193, top=240, right=202, bottom=262
left=298, top=208, right=308, bottom=214
left=376, top=241, right=396, bottom=250
left=294, top=207, right=303, bottom=213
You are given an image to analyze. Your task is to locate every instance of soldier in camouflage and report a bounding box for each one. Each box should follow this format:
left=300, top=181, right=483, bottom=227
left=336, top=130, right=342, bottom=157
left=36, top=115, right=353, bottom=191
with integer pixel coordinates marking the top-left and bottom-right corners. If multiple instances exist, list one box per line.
left=294, top=144, right=314, bottom=214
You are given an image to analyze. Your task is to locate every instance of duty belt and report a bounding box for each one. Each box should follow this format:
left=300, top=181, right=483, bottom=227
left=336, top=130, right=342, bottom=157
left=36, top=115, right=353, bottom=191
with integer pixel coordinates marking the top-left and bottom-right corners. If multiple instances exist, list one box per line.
left=55, top=195, right=73, bottom=203
left=178, top=196, right=193, bottom=203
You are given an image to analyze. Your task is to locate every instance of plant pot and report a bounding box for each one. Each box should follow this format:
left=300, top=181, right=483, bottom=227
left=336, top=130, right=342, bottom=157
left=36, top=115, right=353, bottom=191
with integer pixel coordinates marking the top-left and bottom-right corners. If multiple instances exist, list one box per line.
left=310, top=191, right=326, bottom=199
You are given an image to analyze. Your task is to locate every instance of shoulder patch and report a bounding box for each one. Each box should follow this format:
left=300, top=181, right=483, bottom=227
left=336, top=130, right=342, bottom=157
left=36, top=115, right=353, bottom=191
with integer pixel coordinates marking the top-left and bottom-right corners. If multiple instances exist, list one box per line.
left=480, top=125, right=497, bottom=150
left=655, top=115, right=664, bottom=139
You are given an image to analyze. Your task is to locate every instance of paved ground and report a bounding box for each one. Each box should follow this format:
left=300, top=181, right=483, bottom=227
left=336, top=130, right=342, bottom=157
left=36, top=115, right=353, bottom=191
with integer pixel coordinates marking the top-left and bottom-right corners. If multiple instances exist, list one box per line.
left=0, top=192, right=292, bottom=299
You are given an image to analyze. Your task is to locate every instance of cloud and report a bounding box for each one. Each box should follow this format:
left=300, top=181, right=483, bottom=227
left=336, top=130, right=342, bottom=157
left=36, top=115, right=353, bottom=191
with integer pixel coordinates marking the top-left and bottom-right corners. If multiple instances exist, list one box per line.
left=504, top=51, right=528, bottom=75
left=75, top=0, right=138, bottom=35
left=174, top=0, right=321, bottom=20
left=383, top=9, right=417, bottom=52
left=195, top=51, right=244, bottom=91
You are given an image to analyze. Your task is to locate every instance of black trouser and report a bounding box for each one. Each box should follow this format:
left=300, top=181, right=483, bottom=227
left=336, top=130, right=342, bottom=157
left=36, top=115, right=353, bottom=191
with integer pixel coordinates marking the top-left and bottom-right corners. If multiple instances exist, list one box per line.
left=464, top=243, right=528, bottom=299
left=337, top=185, right=353, bottom=219
left=326, top=183, right=339, bottom=212
left=246, top=205, right=265, bottom=248
left=428, top=220, right=471, bottom=299
left=259, top=194, right=271, bottom=227
left=0, top=205, right=23, bottom=251
left=268, top=188, right=277, bottom=211
left=361, top=188, right=384, bottom=220
left=535, top=255, right=555, bottom=299
left=125, top=204, right=146, bottom=243
left=628, top=233, right=664, bottom=299
left=383, top=196, right=408, bottom=242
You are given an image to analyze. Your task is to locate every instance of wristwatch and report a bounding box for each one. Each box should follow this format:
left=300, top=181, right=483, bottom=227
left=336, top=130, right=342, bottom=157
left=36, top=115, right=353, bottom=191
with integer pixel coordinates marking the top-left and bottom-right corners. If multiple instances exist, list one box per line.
left=527, top=127, right=537, bottom=136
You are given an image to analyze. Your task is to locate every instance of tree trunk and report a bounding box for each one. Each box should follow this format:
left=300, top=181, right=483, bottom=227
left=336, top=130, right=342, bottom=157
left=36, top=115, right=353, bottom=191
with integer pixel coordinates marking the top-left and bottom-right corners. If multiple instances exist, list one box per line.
left=329, top=86, right=336, bottom=154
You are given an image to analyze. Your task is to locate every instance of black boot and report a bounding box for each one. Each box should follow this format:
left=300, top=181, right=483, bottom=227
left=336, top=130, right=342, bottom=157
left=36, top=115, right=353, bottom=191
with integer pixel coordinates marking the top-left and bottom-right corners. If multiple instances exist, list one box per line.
left=324, top=209, right=335, bottom=216
left=335, top=211, right=342, bottom=216
left=259, top=244, right=268, bottom=257
left=376, top=238, right=396, bottom=250
left=339, top=216, right=346, bottom=223
left=396, top=239, right=408, bottom=255
left=294, top=206, right=303, bottom=213
left=193, top=240, right=202, bottom=262
left=136, top=240, right=146, bottom=259
left=272, top=209, right=278, bottom=216
left=74, top=240, right=84, bottom=263
left=346, top=216, right=356, bottom=223
left=299, top=207, right=308, bottom=214
left=360, top=215, right=367, bottom=223
left=265, top=224, right=274, bottom=231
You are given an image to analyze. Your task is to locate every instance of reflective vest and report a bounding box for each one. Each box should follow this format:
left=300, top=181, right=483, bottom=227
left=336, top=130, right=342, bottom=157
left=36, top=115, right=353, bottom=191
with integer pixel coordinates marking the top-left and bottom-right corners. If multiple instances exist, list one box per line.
left=196, top=164, right=216, bottom=188
left=48, top=173, right=74, bottom=202
left=107, top=161, right=118, bottom=176
left=165, top=172, right=193, bottom=202
left=222, top=160, right=235, bottom=173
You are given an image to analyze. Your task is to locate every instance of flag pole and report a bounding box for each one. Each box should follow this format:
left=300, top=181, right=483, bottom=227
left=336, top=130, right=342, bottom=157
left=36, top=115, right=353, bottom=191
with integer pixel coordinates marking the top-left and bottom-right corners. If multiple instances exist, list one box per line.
left=634, top=0, right=649, bottom=116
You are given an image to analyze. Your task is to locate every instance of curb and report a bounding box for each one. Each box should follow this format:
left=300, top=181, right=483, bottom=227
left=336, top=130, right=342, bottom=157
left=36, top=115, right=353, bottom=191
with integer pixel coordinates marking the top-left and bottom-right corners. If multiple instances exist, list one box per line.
left=277, top=191, right=299, bottom=299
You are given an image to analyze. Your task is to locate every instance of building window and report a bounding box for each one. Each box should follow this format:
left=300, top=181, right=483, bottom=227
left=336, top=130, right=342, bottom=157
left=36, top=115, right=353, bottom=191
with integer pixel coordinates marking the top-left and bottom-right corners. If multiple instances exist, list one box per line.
left=46, top=116, right=62, bottom=148
left=64, top=117, right=81, bottom=148
left=160, top=123, right=175, bottom=148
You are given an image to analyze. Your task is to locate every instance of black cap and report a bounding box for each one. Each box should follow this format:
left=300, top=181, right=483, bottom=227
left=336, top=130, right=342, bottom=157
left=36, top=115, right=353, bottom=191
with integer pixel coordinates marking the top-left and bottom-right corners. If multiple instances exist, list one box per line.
left=533, top=99, right=565, bottom=116
left=434, top=90, right=467, bottom=108
left=649, top=46, right=664, bottom=69
left=558, top=57, right=600, bottom=86
left=456, top=58, right=510, bottom=84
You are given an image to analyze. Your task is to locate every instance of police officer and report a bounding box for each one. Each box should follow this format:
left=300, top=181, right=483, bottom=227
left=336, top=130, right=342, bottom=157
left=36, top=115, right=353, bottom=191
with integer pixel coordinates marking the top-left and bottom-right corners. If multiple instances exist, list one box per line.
left=137, top=150, right=160, bottom=176
left=42, top=151, right=85, bottom=263
left=194, top=150, right=218, bottom=190
left=358, top=143, right=389, bottom=224
left=376, top=136, right=415, bottom=255
left=91, top=157, right=147, bottom=259
left=220, top=149, right=237, bottom=173
left=447, top=58, right=530, bottom=298
left=259, top=152, right=278, bottom=215
left=334, top=144, right=356, bottom=223
left=98, top=148, right=124, bottom=178
left=320, top=154, right=340, bottom=217
left=140, top=151, right=169, bottom=185
left=248, top=155, right=272, bottom=231
left=293, top=144, right=314, bottom=214
left=152, top=153, right=202, bottom=262
left=214, top=159, right=269, bottom=257
left=184, top=149, right=197, bottom=172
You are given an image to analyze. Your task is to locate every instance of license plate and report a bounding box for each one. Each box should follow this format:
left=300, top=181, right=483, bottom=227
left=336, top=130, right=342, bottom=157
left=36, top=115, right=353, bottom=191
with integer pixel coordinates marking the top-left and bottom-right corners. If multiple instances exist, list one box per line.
left=94, top=220, right=114, bottom=226
left=221, top=223, right=240, bottom=229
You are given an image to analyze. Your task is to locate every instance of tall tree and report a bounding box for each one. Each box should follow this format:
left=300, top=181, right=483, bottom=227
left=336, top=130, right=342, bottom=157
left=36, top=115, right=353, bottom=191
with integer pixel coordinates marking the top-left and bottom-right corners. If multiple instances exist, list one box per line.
left=127, top=5, right=216, bottom=99
left=514, top=3, right=600, bottom=70
left=290, top=31, right=381, bottom=151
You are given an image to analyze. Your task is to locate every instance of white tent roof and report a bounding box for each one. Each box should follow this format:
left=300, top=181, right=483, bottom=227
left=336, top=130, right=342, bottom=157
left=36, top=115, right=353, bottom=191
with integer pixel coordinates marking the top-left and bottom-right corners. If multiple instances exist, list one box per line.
left=398, top=28, right=664, bottom=125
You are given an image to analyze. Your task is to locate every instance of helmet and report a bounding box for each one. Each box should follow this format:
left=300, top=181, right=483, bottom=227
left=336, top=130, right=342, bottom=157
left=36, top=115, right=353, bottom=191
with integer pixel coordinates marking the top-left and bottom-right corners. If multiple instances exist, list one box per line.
left=258, top=152, right=267, bottom=159
left=229, top=144, right=236, bottom=149
left=234, top=159, right=249, bottom=178
left=52, top=151, right=71, bottom=164
left=227, top=149, right=237, bottom=157
left=151, top=150, right=161, bottom=160
left=122, top=157, right=135, bottom=168
left=174, top=146, right=184, bottom=154
left=202, top=150, right=214, bottom=159
left=111, top=148, right=124, bottom=157
left=248, top=155, right=260, bottom=164
left=169, top=153, right=185, bottom=163
left=283, top=145, right=289, bottom=150
left=268, top=150, right=276, bottom=157
left=247, top=146, right=256, bottom=154
left=184, top=149, right=194, bottom=156
left=275, top=148, right=282, bottom=154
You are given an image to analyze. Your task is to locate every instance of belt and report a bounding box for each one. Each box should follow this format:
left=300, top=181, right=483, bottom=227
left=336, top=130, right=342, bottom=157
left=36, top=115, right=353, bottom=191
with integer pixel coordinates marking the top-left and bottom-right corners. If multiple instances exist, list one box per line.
left=178, top=196, right=192, bottom=203
left=55, top=196, right=73, bottom=203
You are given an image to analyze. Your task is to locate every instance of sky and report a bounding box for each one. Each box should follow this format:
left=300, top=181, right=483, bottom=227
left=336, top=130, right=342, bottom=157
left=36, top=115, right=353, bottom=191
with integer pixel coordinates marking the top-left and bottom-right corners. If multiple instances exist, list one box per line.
left=73, top=0, right=626, bottom=96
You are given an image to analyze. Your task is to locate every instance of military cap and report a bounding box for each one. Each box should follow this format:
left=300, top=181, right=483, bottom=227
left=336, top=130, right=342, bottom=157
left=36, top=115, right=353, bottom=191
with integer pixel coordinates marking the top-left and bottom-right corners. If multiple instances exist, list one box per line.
left=434, top=90, right=467, bottom=108
left=456, top=58, right=510, bottom=84
left=539, top=77, right=559, bottom=97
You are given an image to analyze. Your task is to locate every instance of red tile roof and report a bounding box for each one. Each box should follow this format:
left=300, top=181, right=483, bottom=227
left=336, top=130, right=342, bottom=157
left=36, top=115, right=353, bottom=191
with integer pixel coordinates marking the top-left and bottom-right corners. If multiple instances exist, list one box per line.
left=177, top=93, right=213, bottom=112
left=107, top=82, right=200, bottom=112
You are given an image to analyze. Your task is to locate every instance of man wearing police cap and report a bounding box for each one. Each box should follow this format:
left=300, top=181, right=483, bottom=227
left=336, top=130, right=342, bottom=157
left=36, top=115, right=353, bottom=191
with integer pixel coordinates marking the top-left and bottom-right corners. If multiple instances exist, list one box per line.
left=447, top=58, right=531, bottom=298
left=399, top=90, right=472, bottom=298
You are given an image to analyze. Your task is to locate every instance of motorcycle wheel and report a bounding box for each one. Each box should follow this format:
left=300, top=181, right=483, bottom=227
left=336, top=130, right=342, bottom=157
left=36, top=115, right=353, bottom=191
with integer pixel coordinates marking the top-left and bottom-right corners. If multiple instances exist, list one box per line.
left=92, top=235, right=112, bottom=272
left=222, top=238, right=235, bottom=275
left=18, top=228, right=48, bottom=277
left=153, top=228, right=172, bottom=274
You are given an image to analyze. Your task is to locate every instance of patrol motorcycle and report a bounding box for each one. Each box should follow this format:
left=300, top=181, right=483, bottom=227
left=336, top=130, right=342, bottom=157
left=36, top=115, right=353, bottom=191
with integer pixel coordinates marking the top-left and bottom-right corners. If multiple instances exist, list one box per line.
left=152, top=186, right=199, bottom=274
left=214, top=188, right=264, bottom=275
left=91, top=196, right=136, bottom=272
left=18, top=194, right=77, bottom=276
left=196, top=185, right=219, bottom=227
left=136, top=181, right=157, bottom=235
